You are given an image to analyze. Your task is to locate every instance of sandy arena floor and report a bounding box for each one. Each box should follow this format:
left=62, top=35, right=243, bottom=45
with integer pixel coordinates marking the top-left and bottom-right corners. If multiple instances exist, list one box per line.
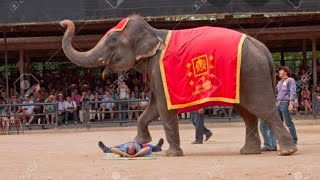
left=0, top=120, right=319, bottom=180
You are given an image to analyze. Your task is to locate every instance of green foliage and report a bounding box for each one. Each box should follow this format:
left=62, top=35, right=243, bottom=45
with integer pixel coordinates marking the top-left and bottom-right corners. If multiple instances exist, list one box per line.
left=272, top=52, right=316, bottom=74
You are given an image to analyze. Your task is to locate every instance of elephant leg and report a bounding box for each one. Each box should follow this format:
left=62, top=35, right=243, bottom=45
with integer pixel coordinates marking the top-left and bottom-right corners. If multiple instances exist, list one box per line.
left=262, top=109, right=297, bottom=155
left=241, top=102, right=297, bottom=156
left=159, top=110, right=183, bottom=156
left=234, top=104, right=262, bottom=154
left=147, top=56, right=183, bottom=156
left=135, top=94, right=159, bottom=144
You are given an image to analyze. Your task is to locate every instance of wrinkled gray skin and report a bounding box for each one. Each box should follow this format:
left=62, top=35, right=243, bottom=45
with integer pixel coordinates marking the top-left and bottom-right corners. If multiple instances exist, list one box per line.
left=60, top=15, right=297, bottom=156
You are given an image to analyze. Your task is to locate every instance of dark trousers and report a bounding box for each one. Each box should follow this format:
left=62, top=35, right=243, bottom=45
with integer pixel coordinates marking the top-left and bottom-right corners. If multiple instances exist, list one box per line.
left=65, top=111, right=78, bottom=123
left=151, top=144, right=162, bottom=152
left=278, top=102, right=298, bottom=144
left=191, top=111, right=212, bottom=142
left=58, top=111, right=65, bottom=124
left=118, top=102, right=128, bottom=122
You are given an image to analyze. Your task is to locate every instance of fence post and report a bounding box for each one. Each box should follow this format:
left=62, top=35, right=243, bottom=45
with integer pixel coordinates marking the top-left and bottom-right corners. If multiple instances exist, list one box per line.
left=85, top=101, right=89, bottom=125
left=55, top=102, right=58, bottom=128
left=313, top=93, right=316, bottom=119
left=127, top=99, right=130, bottom=123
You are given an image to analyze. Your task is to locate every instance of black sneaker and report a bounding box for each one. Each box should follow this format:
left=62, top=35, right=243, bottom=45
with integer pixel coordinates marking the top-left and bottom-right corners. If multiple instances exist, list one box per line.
left=205, top=132, right=213, bottom=141
left=261, top=147, right=277, bottom=151
left=191, top=140, right=203, bottom=144
left=98, top=141, right=111, bottom=153
left=157, top=138, right=164, bottom=148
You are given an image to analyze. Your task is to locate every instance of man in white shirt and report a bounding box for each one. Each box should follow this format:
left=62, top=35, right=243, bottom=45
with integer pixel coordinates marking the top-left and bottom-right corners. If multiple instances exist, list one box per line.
left=64, top=96, right=78, bottom=125
left=57, top=93, right=65, bottom=125
left=101, top=91, right=115, bottom=120
left=23, top=94, right=35, bottom=128
left=118, top=82, right=129, bottom=124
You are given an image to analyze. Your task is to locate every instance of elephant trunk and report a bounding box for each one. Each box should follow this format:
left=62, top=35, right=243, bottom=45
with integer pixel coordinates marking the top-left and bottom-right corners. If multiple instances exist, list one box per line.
left=60, top=20, right=102, bottom=68
left=102, top=66, right=113, bottom=79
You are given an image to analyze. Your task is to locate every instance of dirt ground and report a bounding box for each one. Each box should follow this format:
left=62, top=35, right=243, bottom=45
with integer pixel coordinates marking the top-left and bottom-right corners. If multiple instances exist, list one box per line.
left=1, top=120, right=320, bottom=180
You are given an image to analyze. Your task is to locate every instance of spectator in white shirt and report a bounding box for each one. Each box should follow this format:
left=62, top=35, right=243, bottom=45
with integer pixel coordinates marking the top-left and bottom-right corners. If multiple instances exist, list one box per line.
left=23, top=95, right=35, bottom=128
left=118, top=82, right=130, bottom=123
left=129, top=92, right=139, bottom=120
left=64, top=96, right=78, bottom=125
left=79, top=91, right=89, bottom=123
left=57, top=93, right=65, bottom=125
left=101, top=91, right=114, bottom=120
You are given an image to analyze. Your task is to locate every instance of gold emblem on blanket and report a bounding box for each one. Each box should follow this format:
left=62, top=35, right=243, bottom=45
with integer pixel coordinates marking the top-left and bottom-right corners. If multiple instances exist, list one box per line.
left=186, top=54, right=215, bottom=95
left=192, top=55, right=209, bottom=77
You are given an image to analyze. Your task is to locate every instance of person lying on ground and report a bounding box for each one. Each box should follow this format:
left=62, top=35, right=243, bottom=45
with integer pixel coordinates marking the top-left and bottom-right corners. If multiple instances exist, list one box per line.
left=98, top=138, right=164, bottom=158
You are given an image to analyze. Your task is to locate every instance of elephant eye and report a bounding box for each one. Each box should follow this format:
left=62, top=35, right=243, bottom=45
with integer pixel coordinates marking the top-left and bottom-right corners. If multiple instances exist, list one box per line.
left=109, top=36, right=117, bottom=42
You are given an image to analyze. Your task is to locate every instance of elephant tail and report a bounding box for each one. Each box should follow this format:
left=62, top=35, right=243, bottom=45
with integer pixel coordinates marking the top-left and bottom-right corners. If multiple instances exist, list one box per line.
left=263, top=44, right=277, bottom=98
left=247, top=36, right=277, bottom=98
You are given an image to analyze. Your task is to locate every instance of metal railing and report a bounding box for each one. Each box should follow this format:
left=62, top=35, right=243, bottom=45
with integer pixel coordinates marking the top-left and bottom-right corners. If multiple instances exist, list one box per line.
left=0, top=99, right=240, bottom=134
left=83, top=99, right=149, bottom=125
left=0, top=102, right=58, bottom=134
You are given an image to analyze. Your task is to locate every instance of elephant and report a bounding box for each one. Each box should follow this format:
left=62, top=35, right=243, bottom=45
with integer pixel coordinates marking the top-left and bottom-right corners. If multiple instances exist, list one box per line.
left=60, top=15, right=298, bottom=156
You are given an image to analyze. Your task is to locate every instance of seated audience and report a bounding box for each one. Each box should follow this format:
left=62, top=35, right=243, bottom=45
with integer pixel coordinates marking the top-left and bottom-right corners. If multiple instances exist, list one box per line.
left=90, top=92, right=102, bottom=121
left=57, top=94, right=65, bottom=125
left=44, top=95, right=56, bottom=124
left=23, top=95, right=35, bottom=129
left=101, top=91, right=114, bottom=120
left=129, top=92, right=139, bottom=120
left=138, top=92, right=149, bottom=111
left=301, top=85, right=312, bottom=114
left=64, top=96, right=78, bottom=125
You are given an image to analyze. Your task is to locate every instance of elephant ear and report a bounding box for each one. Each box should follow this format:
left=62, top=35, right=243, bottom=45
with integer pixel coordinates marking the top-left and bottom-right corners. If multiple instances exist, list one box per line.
left=134, top=30, right=166, bottom=61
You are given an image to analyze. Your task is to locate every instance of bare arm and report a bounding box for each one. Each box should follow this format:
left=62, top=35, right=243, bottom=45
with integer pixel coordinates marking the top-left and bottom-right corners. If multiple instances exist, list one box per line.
left=73, top=103, right=77, bottom=111
left=133, top=147, right=151, bottom=157
left=44, top=97, right=50, bottom=103
left=111, top=148, right=132, bottom=157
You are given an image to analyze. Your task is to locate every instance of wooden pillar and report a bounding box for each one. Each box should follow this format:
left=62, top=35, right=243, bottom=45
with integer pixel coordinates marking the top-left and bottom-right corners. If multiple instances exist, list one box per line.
left=280, top=50, right=285, bottom=66
left=19, top=49, right=24, bottom=97
left=25, top=52, right=31, bottom=74
left=312, top=39, right=317, bottom=92
left=312, top=39, right=317, bottom=119
left=302, top=39, right=307, bottom=67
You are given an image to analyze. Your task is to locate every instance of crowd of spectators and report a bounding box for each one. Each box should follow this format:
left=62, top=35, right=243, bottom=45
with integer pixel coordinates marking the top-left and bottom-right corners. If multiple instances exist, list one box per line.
left=0, top=69, right=151, bottom=129
left=1, top=65, right=320, bottom=130
left=291, top=67, right=320, bottom=115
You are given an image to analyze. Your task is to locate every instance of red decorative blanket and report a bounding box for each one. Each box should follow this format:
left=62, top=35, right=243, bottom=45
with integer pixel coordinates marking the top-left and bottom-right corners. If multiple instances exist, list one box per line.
left=159, top=27, right=246, bottom=112
left=100, top=18, right=129, bottom=42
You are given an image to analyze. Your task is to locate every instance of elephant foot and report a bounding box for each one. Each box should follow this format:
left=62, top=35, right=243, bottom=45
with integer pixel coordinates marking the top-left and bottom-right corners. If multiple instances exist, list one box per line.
left=135, top=131, right=152, bottom=144
left=164, top=147, right=184, bottom=157
left=278, top=145, right=298, bottom=156
left=240, top=144, right=262, bottom=155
